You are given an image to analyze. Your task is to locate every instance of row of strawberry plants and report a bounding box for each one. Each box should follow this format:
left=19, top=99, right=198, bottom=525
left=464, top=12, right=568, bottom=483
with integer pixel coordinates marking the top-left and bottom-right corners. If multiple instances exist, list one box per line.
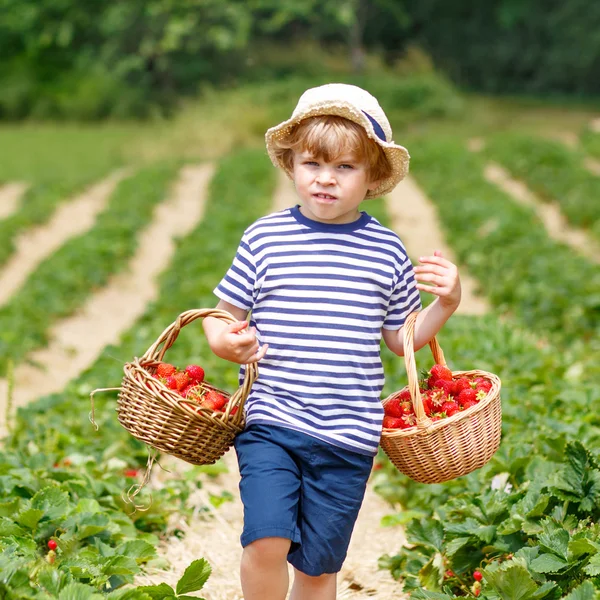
left=483, top=133, right=600, bottom=239
left=580, top=127, right=600, bottom=161
left=0, top=162, right=181, bottom=377
left=0, top=149, right=276, bottom=597
left=0, top=127, right=128, bottom=270
left=405, top=135, right=599, bottom=346
left=376, top=309, right=600, bottom=597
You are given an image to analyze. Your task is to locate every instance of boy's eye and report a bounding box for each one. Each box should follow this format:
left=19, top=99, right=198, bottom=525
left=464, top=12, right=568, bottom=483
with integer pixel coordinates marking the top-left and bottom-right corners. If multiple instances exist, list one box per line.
left=304, top=160, right=319, bottom=166
left=339, top=164, right=354, bottom=169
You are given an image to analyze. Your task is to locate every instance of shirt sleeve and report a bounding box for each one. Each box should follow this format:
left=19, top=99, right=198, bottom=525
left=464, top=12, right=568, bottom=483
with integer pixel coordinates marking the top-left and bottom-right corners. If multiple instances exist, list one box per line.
left=382, top=253, right=422, bottom=330
left=214, top=234, right=257, bottom=311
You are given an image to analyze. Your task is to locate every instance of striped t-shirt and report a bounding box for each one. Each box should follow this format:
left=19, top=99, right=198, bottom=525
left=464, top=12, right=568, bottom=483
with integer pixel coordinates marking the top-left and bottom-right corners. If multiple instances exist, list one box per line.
left=215, top=205, right=421, bottom=456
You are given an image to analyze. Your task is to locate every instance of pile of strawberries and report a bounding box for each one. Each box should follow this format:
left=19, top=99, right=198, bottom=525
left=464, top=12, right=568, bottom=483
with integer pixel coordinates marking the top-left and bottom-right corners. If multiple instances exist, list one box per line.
left=383, top=363, right=492, bottom=429
left=151, top=362, right=237, bottom=414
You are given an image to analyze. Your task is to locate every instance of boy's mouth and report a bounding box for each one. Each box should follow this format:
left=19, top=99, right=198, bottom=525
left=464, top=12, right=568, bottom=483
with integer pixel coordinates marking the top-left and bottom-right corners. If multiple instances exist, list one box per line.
left=313, top=193, right=337, bottom=200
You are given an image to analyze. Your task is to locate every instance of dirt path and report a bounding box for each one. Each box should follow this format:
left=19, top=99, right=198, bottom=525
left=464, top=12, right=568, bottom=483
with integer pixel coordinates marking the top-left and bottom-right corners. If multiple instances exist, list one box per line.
left=387, top=176, right=489, bottom=315
left=0, top=182, right=28, bottom=220
left=0, top=171, right=130, bottom=307
left=483, top=162, right=600, bottom=264
left=0, top=164, right=214, bottom=437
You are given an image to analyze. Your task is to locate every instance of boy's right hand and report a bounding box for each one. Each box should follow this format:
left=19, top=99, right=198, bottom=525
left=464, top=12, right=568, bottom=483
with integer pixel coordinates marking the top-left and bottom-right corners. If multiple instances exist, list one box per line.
left=213, top=320, right=268, bottom=365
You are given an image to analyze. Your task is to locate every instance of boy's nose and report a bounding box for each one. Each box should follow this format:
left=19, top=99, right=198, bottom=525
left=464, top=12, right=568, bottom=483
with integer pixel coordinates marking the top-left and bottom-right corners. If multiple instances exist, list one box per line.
left=316, top=168, right=336, bottom=184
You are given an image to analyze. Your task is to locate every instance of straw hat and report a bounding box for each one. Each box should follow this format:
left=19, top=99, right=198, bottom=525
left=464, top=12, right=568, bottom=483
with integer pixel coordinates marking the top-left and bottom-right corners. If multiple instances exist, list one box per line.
left=265, top=83, right=410, bottom=199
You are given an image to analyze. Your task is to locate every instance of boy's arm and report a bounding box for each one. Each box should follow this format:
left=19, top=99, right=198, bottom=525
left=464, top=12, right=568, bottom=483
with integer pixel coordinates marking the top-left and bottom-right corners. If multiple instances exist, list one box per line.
left=202, top=299, right=268, bottom=364
left=382, top=251, right=461, bottom=356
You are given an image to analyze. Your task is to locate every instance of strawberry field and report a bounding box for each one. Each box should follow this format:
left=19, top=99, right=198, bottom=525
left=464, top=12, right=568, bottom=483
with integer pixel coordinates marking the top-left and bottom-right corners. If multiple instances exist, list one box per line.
left=0, top=81, right=599, bottom=599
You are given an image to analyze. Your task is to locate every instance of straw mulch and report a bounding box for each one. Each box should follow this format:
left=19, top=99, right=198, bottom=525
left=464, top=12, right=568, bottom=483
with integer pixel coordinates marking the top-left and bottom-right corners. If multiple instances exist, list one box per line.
left=135, top=451, right=408, bottom=599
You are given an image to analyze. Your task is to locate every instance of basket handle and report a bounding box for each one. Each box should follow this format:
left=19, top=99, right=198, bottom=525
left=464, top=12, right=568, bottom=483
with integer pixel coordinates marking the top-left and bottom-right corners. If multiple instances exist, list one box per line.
left=403, top=311, right=446, bottom=428
left=141, top=308, right=259, bottom=407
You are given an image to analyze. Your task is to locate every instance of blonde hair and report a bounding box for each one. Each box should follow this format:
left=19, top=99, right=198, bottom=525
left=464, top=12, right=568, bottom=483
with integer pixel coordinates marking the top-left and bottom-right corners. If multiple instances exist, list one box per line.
left=271, top=115, right=392, bottom=183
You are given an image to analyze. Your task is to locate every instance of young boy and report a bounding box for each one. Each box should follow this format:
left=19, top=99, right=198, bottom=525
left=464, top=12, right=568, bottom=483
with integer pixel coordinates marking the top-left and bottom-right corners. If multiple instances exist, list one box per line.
left=202, top=83, right=461, bottom=600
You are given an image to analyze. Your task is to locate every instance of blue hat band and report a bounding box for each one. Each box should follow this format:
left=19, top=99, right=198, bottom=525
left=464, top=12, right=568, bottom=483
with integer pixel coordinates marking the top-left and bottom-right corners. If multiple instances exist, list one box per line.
left=361, top=111, right=387, bottom=142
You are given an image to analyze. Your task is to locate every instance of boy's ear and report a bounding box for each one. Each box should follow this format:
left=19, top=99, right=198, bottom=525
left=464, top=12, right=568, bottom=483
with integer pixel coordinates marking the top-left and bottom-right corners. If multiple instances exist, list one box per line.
left=367, top=179, right=381, bottom=192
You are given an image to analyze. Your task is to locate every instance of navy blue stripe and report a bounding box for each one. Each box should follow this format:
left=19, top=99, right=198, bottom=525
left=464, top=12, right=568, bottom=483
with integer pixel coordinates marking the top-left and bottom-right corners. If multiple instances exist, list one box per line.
left=260, top=342, right=381, bottom=358
left=259, top=363, right=382, bottom=378
left=254, top=295, right=387, bottom=311
left=258, top=318, right=380, bottom=334
left=259, top=372, right=381, bottom=393
left=259, top=283, right=388, bottom=301
left=253, top=306, right=384, bottom=322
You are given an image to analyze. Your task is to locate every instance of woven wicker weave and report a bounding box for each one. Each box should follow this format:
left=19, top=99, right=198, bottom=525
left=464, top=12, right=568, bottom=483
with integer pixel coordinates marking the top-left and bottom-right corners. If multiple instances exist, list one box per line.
left=380, top=312, right=502, bottom=484
left=117, top=308, right=257, bottom=466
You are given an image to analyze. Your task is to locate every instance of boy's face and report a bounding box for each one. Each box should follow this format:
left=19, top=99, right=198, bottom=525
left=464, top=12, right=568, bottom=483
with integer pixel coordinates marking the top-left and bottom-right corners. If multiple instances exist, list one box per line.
left=292, top=151, right=379, bottom=224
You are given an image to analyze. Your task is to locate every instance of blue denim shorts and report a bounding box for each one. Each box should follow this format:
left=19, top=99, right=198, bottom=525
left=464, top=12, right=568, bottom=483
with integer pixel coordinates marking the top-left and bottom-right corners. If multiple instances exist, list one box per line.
left=233, top=423, right=374, bottom=576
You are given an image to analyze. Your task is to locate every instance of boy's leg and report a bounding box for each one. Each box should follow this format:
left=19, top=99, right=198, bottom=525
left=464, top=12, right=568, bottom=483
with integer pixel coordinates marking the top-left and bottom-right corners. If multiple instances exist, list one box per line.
left=241, top=537, right=291, bottom=600
left=234, top=425, right=303, bottom=600
left=289, top=569, right=337, bottom=600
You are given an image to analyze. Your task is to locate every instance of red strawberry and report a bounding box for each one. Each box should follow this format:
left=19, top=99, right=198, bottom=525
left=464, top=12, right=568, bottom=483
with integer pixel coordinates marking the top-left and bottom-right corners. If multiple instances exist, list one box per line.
left=461, top=399, right=478, bottom=410
left=419, top=391, right=434, bottom=416
left=473, top=570, right=483, bottom=582
left=166, top=375, right=178, bottom=390
left=172, top=372, right=191, bottom=392
left=156, top=363, right=177, bottom=378
left=457, top=388, right=478, bottom=406
left=474, top=378, right=492, bottom=393
left=452, top=377, right=472, bottom=396
left=185, top=365, right=205, bottom=382
left=429, top=364, right=453, bottom=382
left=398, top=388, right=412, bottom=402
left=383, top=416, right=404, bottom=429
left=47, top=540, right=57, bottom=551
left=202, top=390, right=228, bottom=411
left=441, top=401, right=460, bottom=417
left=384, top=397, right=404, bottom=418
left=434, top=379, right=454, bottom=396
left=124, top=469, right=139, bottom=478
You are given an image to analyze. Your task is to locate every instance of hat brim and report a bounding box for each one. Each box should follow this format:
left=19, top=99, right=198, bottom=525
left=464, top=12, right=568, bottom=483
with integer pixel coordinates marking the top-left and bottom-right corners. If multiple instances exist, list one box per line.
left=265, top=101, right=410, bottom=199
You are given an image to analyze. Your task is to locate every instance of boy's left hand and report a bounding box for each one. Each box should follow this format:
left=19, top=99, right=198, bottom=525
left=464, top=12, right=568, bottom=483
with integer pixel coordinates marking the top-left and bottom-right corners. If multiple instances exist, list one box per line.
left=413, top=250, right=461, bottom=310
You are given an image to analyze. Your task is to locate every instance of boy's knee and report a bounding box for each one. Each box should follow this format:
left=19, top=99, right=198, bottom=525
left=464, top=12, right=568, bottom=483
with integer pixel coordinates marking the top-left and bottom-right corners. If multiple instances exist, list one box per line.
left=243, top=536, right=291, bottom=568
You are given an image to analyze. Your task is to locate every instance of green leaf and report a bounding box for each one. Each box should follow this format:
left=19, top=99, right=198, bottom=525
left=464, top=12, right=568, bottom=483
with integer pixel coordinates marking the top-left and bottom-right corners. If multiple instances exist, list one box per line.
left=409, top=590, right=453, bottom=600
left=484, top=564, right=539, bottom=600
left=31, top=486, right=70, bottom=521
left=102, top=555, right=140, bottom=577
left=583, top=552, right=600, bottom=576
left=568, top=537, right=600, bottom=558
left=445, top=536, right=470, bottom=557
left=538, top=525, right=569, bottom=560
left=115, top=540, right=157, bottom=563
left=529, top=553, right=568, bottom=573
left=0, top=517, right=25, bottom=536
left=176, top=558, right=212, bottom=595
left=135, top=583, right=176, bottom=599
left=418, top=552, right=444, bottom=591
left=38, top=567, right=69, bottom=596
left=562, top=581, right=596, bottom=600
left=16, top=507, right=44, bottom=529
left=58, top=582, right=103, bottom=600
left=380, top=510, right=424, bottom=527
left=406, top=518, right=445, bottom=552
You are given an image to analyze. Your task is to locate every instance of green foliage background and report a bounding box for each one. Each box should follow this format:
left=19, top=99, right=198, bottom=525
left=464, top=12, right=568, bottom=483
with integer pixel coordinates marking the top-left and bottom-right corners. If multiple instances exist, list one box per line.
left=1, top=0, right=598, bottom=120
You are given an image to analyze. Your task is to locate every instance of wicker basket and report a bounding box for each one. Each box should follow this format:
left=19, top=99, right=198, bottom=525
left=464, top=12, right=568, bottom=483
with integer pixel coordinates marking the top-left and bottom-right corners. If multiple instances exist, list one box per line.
left=116, top=308, right=257, bottom=466
left=380, top=312, right=502, bottom=484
